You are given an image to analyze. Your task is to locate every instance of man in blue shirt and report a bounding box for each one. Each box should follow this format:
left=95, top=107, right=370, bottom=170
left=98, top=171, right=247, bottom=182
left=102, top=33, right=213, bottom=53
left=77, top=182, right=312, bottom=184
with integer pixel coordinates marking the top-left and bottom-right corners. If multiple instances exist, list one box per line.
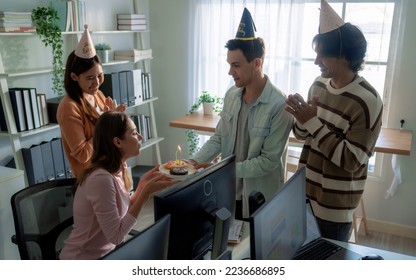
left=189, top=8, right=293, bottom=220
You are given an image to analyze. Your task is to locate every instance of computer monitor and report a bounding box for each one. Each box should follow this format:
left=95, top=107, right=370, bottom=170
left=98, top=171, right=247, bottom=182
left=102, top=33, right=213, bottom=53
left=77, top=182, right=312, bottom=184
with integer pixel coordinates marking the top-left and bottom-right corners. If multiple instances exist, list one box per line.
left=154, top=155, right=236, bottom=260
left=101, top=214, right=171, bottom=260
left=249, top=167, right=306, bottom=260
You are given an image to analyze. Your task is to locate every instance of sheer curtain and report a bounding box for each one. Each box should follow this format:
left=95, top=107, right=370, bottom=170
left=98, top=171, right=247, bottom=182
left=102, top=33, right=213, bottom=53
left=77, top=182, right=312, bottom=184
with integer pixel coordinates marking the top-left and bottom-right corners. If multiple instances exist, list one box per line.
left=188, top=0, right=313, bottom=103
left=187, top=0, right=405, bottom=175
left=188, top=0, right=404, bottom=109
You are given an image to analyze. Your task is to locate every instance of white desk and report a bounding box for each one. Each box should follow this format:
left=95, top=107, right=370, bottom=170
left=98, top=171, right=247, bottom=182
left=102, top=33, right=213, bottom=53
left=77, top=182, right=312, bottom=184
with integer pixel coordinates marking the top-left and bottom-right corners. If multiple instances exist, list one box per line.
left=228, top=222, right=416, bottom=260
left=132, top=200, right=415, bottom=260
left=0, top=166, right=25, bottom=260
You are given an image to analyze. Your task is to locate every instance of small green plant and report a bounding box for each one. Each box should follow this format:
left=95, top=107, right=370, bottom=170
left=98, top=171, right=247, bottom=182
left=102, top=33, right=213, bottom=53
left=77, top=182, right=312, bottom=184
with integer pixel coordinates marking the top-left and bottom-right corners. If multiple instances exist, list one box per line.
left=32, top=6, right=65, bottom=96
left=187, top=91, right=223, bottom=155
left=189, top=91, right=223, bottom=114
left=94, top=43, right=111, bottom=50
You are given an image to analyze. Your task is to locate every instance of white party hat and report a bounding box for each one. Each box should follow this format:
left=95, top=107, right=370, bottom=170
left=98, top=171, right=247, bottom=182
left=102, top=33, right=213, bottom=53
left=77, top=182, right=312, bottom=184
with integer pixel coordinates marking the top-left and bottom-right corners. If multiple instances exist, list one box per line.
left=74, top=24, right=96, bottom=58
left=319, top=0, right=345, bottom=34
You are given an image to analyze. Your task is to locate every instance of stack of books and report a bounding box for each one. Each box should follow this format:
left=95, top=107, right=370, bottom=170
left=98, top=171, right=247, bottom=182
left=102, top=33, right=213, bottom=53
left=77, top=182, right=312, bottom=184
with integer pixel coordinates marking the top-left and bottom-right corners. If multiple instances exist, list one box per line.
left=114, top=49, right=152, bottom=62
left=0, top=11, right=35, bottom=33
left=116, top=14, right=147, bottom=31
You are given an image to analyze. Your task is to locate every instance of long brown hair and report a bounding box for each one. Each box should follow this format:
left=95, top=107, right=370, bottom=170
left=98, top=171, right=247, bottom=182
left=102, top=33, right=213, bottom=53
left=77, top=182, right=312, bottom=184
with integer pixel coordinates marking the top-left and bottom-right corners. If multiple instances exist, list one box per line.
left=77, top=111, right=133, bottom=192
left=64, top=51, right=102, bottom=104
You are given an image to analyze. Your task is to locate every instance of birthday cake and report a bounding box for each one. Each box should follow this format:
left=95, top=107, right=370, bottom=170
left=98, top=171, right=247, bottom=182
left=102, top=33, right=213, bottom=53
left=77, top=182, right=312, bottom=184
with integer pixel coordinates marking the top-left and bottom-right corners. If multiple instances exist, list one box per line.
left=160, top=159, right=195, bottom=177
left=163, top=160, right=187, bottom=170
left=169, top=167, right=189, bottom=176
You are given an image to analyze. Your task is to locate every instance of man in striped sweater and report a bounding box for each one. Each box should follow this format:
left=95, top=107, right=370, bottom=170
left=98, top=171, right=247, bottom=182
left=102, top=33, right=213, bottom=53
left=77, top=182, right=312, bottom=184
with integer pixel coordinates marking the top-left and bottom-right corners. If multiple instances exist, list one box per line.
left=285, top=0, right=383, bottom=242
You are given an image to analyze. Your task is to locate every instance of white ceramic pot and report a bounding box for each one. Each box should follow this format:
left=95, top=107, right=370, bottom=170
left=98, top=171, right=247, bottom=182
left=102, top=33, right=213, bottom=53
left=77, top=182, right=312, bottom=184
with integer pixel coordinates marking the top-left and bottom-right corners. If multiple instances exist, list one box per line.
left=203, top=102, right=215, bottom=115
left=97, top=50, right=109, bottom=63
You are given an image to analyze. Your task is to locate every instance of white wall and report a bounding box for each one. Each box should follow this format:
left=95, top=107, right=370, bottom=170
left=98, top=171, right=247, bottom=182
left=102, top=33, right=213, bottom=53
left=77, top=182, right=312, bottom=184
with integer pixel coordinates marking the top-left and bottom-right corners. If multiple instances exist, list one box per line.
left=362, top=0, right=416, bottom=233
left=148, top=0, right=191, bottom=163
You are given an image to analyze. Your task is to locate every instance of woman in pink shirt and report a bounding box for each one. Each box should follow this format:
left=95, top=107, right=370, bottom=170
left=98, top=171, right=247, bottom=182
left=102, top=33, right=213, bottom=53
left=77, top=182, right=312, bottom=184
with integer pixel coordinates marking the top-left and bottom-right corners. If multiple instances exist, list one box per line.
left=60, top=111, right=177, bottom=259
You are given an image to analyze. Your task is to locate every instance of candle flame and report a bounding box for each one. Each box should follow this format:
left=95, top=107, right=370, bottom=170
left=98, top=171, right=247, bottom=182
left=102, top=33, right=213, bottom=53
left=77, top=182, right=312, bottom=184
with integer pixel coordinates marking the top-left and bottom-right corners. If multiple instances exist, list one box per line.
left=175, top=145, right=182, bottom=164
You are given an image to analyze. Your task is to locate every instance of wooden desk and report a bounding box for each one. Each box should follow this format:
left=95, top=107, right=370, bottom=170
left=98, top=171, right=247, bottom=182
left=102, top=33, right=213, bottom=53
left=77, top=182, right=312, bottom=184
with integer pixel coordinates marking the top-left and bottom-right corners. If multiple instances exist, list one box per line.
left=169, top=111, right=219, bottom=133
left=169, top=111, right=413, bottom=155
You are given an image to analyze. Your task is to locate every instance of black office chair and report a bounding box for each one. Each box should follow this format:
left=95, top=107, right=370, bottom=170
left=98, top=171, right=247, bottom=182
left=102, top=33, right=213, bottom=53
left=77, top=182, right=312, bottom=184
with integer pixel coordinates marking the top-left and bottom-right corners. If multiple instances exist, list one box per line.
left=10, top=178, right=76, bottom=260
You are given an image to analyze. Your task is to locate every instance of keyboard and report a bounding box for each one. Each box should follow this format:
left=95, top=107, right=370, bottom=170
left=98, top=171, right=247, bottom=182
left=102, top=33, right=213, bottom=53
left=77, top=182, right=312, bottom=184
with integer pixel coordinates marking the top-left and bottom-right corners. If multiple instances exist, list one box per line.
left=293, top=238, right=342, bottom=260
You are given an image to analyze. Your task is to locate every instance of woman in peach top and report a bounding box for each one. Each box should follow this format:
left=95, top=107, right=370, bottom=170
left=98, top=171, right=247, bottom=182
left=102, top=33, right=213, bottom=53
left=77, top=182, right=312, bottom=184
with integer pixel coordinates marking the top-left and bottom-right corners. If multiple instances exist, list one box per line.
left=57, top=25, right=126, bottom=178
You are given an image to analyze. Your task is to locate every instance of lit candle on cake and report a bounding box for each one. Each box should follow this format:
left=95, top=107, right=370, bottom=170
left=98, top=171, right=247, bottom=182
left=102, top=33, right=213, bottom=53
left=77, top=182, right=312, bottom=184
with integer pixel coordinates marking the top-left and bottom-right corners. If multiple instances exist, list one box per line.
left=175, top=145, right=181, bottom=164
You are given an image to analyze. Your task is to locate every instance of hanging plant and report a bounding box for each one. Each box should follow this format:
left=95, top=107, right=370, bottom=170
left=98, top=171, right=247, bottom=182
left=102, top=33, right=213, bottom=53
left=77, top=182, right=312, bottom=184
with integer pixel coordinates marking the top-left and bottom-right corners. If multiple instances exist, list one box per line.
left=187, top=91, right=223, bottom=155
left=31, top=6, right=65, bottom=96
left=186, top=129, right=200, bottom=156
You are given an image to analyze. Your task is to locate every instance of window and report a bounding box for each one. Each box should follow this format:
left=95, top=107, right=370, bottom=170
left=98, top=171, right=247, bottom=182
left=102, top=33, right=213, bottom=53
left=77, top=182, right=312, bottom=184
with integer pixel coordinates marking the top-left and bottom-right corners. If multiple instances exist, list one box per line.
left=190, top=0, right=403, bottom=176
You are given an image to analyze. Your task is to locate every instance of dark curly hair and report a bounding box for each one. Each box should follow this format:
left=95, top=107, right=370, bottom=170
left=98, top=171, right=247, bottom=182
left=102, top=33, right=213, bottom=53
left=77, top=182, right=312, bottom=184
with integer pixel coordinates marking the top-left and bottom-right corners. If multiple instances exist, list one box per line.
left=225, top=37, right=265, bottom=62
left=312, top=23, right=367, bottom=72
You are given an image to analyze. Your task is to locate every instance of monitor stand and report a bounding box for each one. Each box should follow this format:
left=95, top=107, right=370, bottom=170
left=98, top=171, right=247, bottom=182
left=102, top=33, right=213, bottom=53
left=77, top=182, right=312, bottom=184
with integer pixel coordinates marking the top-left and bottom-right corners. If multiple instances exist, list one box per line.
left=210, top=207, right=231, bottom=259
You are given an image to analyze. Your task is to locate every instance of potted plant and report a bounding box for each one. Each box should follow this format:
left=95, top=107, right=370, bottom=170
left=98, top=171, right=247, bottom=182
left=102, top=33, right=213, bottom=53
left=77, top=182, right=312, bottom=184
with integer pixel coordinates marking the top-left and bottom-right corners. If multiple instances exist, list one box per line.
left=95, top=43, right=111, bottom=63
left=189, top=91, right=223, bottom=115
left=187, top=91, right=223, bottom=155
left=31, top=6, right=65, bottom=97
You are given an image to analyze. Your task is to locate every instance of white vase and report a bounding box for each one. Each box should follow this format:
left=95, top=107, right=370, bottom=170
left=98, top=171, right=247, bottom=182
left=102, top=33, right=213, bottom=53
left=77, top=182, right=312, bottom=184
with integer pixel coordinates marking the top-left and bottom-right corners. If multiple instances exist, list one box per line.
left=203, top=102, right=215, bottom=115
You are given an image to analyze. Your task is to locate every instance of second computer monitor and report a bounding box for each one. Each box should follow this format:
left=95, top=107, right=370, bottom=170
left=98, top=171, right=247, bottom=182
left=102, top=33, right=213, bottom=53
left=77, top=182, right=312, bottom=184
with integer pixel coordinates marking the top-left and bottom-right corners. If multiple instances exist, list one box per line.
left=250, top=167, right=306, bottom=260
left=101, top=214, right=171, bottom=260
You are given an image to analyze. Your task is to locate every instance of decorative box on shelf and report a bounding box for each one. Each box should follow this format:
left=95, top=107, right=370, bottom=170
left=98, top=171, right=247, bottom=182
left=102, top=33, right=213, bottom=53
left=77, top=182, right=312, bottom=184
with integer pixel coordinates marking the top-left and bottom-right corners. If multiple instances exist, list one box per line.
left=114, top=49, right=152, bottom=62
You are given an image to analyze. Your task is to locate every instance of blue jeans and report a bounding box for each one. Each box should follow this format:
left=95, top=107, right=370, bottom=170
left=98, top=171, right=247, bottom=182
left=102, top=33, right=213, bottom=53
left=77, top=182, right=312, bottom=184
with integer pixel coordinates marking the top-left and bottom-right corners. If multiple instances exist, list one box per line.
left=315, top=217, right=352, bottom=242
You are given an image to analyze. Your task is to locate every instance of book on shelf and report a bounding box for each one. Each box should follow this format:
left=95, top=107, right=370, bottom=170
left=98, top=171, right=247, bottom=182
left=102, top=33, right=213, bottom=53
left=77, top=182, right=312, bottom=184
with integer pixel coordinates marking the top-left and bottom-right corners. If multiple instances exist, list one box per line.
left=116, top=13, right=146, bottom=20
left=126, top=69, right=143, bottom=106
left=130, top=114, right=152, bottom=143
left=40, top=141, right=56, bottom=181
left=117, top=19, right=146, bottom=25
left=100, top=73, right=121, bottom=106
left=114, top=49, right=152, bottom=58
left=36, top=93, right=49, bottom=126
left=0, top=21, right=33, bottom=27
left=118, top=71, right=128, bottom=106
left=22, top=144, right=46, bottom=185
left=0, top=11, right=34, bottom=32
left=145, top=115, right=152, bottom=139
left=140, top=115, right=148, bottom=141
left=15, top=87, right=42, bottom=130
left=0, top=26, right=35, bottom=33
left=28, top=88, right=41, bottom=129
left=117, top=24, right=147, bottom=31
left=52, top=0, right=86, bottom=32
left=50, top=138, right=66, bottom=179
left=50, top=1, right=68, bottom=31
left=141, top=72, right=152, bottom=101
left=0, top=11, right=32, bottom=18
left=46, top=97, right=62, bottom=124
left=8, top=88, right=27, bottom=132
left=21, top=88, right=35, bottom=131
left=0, top=96, right=8, bottom=132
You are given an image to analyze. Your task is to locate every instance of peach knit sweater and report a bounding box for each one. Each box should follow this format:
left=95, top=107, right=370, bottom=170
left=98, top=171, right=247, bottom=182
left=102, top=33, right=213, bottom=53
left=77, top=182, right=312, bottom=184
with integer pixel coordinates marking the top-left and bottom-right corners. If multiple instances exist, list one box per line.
left=57, top=91, right=107, bottom=178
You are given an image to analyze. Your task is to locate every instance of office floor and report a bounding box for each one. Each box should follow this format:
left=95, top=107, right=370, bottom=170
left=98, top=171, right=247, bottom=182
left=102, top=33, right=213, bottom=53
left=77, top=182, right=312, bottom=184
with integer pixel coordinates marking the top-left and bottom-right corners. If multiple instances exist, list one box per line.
left=354, top=228, right=416, bottom=257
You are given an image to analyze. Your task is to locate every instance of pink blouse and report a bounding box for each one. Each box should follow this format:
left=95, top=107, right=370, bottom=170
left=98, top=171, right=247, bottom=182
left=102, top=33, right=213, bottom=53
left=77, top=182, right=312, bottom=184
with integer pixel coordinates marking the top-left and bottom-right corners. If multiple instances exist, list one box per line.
left=59, top=168, right=136, bottom=259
